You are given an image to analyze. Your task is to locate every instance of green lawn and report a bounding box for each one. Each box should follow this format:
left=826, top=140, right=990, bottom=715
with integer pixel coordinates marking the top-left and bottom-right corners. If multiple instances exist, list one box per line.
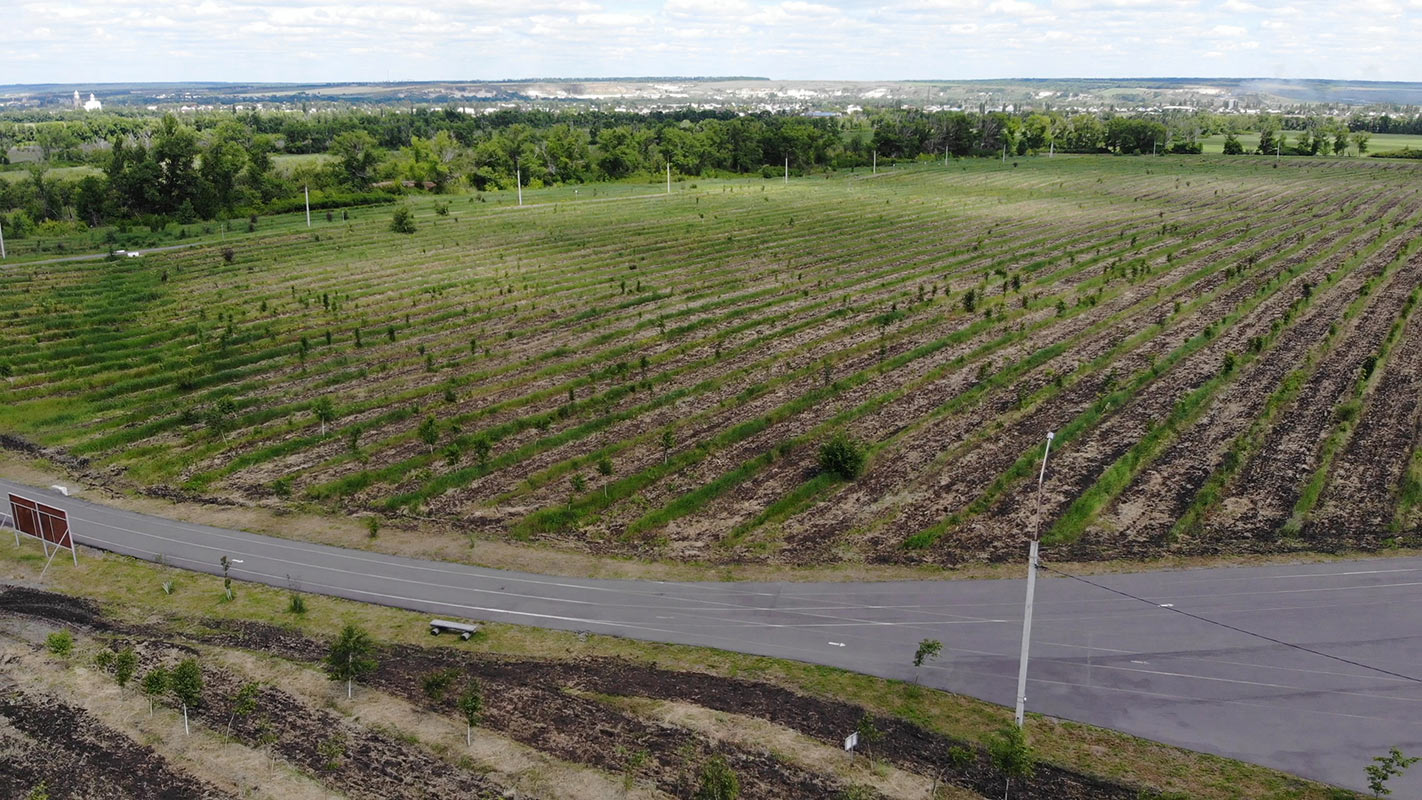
left=1199, top=130, right=1422, bottom=155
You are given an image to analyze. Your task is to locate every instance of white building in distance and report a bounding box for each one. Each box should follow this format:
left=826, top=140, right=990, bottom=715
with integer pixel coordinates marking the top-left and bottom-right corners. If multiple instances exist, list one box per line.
left=72, top=90, right=102, bottom=111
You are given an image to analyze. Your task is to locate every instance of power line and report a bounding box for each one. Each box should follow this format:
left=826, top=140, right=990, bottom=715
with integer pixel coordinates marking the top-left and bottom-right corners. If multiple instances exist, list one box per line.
left=1036, top=561, right=1422, bottom=685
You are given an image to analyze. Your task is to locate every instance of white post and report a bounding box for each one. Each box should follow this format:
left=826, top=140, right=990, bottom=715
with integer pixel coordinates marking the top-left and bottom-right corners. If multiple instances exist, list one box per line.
left=1049, top=140, right=1054, bottom=158
left=304, top=185, right=311, bottom=227
left=872, top=151, right=876, bottom=174
left=183, top=704, right=190, bottom=735
left=784, top=156, right=788, bottom=185
left=1013, top=431, right=1054, bottom=728
left=666, top=162, right=671, bottom=194
left=0, top=218, right=6, bottom=259
left=944, top=148, right=949, bottom=166
left=347, top=651, right=352, bottom=699
left=516, top=168, right=522, bottom=207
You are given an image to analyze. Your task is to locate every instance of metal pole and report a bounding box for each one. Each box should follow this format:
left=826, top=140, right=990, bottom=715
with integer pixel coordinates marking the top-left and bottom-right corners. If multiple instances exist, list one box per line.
left=304, top=186, right=311, bottom=227
left=1014, top=430, right=1054, bottom=728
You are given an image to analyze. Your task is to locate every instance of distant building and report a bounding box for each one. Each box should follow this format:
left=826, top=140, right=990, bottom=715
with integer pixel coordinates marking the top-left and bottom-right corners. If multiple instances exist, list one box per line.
left=83, top=93, right=102, bottom=112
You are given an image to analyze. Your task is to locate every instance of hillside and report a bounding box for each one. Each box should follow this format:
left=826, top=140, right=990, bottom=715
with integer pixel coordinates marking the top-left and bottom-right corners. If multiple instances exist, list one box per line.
left=3, top=156, right=1421, bottom=568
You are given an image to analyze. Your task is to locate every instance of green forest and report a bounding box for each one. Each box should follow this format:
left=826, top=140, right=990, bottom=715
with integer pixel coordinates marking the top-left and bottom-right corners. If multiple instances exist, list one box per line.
left=0, top=105, right=1409, bottom=237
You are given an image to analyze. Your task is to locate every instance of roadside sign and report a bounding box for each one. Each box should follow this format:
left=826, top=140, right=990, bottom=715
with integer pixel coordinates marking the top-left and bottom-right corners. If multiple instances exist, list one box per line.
left=8, top=493, right=77, bottom=575
left=844, top=731, right=858, bottom=751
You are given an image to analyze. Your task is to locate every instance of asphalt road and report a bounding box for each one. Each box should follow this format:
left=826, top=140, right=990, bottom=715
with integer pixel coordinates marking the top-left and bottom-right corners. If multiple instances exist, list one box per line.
left=4, top=477, right=1419, bottom=794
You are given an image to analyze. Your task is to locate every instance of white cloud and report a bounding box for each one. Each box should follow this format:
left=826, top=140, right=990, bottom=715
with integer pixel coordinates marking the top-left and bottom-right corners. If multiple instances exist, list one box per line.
left=2, top=0, right=1421, bottom=83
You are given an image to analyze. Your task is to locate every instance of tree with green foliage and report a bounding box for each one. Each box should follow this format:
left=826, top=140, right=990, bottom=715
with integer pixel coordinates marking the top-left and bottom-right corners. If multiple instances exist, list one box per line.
left=458, top=680, right=483, bottom=747
left=694, top=754, right=740, bottom=800
left=312, top=396, right=336, bottom=435
left=661, top=429, right=675, bottom=464
left=326, top=624, right=377, bottom=699
left=1366, top=747, right=1419, bottom=796
left=329, top=130, right=380, bottom=190
left=854, top=713, right=884, bottom=760
left=912, top=638, right=943, bottom=682
left=114, top=647, right=138, bottom=691
left=170, top=658, right=203, bottom=735
left=142, top=666, right=169, bottom=716
left=417, top=415, right=440, bottom=453
left=819, top=431, right=866, bottom=480
left=1222, top=134, right=1244, bottom=155
left=390, top=206, right=417, bottom=234
left=988, top=725, right=1035, bottom=798
left=226, top=681, right=260, bottom=739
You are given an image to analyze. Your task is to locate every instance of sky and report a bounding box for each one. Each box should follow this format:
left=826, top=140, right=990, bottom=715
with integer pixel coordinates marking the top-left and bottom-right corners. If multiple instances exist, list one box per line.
left=4, top=0, right=1421, bottom=85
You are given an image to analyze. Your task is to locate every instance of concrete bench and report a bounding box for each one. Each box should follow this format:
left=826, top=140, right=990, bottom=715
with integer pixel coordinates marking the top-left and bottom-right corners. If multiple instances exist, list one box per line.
left=429, top=619, right=480, bottom=640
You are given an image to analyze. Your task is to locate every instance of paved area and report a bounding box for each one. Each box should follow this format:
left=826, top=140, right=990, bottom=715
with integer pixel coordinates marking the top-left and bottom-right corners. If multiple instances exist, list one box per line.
left=3, top=477, right=1419, bottom=793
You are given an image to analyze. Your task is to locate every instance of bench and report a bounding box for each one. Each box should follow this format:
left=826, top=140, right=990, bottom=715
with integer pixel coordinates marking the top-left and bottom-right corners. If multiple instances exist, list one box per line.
left=429, top=619, right=480, bottom=640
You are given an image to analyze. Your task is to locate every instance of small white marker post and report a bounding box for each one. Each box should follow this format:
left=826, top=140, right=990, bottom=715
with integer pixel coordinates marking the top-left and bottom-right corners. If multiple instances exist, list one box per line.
left=516, top=167, right=523, bottom=207
left=666, top=162, right=671, bottom=194
left=784, top=156, right=788, bottom=185
left=0, top=218, right=6, bottom=259
left=1014, top=430, right=1054, bottom=729
left=872, top=151, right=876, bottom=174
left=304, top=185, right=311, bottom=227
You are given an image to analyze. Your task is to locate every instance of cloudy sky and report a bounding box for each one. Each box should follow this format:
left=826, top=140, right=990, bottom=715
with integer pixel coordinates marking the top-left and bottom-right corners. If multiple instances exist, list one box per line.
left=5, top=0, right=1420, bottom=85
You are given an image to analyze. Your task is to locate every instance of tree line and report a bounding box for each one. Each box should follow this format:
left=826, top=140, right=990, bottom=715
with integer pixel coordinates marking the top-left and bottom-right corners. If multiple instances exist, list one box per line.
left=0, top=106, right=1400, bottom=236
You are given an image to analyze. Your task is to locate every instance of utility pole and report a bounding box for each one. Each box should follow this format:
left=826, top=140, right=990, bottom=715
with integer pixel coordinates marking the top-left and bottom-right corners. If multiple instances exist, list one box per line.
left=1013, top=431, right=1054, bottom=728
left=304, top=185, right=311, bottom=228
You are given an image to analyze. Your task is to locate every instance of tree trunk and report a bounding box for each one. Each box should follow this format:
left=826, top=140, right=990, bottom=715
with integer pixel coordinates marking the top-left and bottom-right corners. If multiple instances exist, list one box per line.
left=183, top=704, right=190, bottom=735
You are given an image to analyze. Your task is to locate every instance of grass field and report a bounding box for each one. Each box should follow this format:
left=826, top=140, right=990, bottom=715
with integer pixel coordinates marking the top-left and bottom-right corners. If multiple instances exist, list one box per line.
left=1199, top=131, right=1422, bottom=154
left=3, top=155, right=1422, bottom=569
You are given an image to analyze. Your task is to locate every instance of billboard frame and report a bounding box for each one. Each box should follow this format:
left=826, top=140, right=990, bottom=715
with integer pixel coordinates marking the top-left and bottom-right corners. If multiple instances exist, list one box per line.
left=7, top=493, right=77, bottom=577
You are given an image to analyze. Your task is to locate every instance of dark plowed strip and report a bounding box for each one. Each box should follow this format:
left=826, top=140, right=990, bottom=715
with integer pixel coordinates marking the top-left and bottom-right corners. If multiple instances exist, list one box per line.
left=0, top=688, right=230, bottom=800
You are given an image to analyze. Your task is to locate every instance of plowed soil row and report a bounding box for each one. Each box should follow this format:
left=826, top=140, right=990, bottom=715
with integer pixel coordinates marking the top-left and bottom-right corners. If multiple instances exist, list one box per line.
left=0, top=687, right=229, bottom=800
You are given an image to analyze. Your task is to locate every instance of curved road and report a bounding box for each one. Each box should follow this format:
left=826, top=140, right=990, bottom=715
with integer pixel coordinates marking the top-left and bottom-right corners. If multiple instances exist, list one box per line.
left=3, top=477, right=1419, bottom=794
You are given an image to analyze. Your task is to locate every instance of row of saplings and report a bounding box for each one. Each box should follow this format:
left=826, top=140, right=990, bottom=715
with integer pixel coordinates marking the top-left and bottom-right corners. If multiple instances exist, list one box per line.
left=43, top=624, right=746, bottom=800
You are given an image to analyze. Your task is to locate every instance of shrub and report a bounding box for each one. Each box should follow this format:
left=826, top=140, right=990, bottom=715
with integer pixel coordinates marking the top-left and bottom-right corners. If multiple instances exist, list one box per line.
left=818, top=431, right=866, bottom=480
left=46, top=630, right=73, bottom=657
left=694, top=755, right=740, bottom=800
left=114, top=647, right=138, bottom=689
left=288, top=593, right=307, bottom=614
left=421, top=667, right=460, bottom=701
left=988, top=725, right=1035, bottom=781
left=390, top=207, right=417, bottom=234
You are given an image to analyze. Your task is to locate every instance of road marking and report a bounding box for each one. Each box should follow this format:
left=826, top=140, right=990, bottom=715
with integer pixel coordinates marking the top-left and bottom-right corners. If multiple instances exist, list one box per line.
left=828, top=641, right=846, bottom=647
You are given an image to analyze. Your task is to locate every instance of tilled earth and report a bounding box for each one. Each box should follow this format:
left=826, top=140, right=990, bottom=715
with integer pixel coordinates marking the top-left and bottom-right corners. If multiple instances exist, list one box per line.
left=0, top=585, right=1157, bottom=800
